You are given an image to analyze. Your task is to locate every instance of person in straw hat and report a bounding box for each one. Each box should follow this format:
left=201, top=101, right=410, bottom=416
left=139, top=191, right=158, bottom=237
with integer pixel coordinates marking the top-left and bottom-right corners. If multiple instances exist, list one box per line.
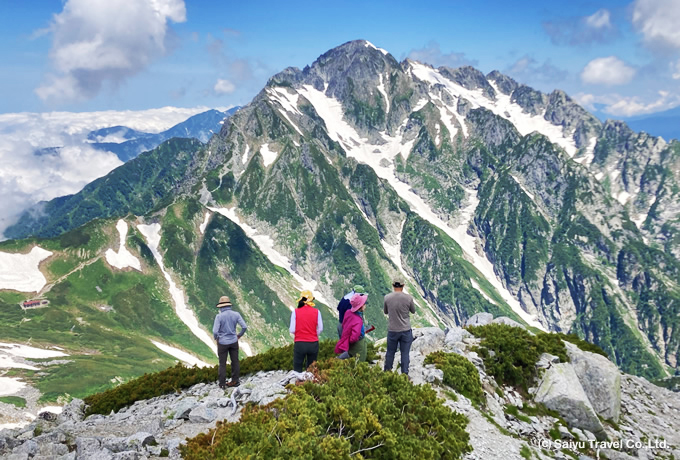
left=213, top=295, right=247, bottom=388
left=289, top=290, right=323, bottom=372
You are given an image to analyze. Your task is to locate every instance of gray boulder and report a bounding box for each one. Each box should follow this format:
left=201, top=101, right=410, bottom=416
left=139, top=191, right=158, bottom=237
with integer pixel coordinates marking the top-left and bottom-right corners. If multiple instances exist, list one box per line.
left=444, top=326, right=471, bottom=346
left=172, top=397, right=198, bottom=420
left=565, top=342, right=621, bottom=422
left=423, top=367, right=444, bottom=383
left=410, top=328, right=445, bottom=355
left=58, top=398, right=85, bottom=424
left=465, top=312, right=493, bottom=327
left=534, top=363, right=607, bottom=439
left=13, top=439, right=38, bottom=456
left=125, top=432, right=155, bottom=449
left=188, top=405, right=216, bottom=424
left=536, top=353, right=560, bottom=370
left=76, top=437, right=102, bottom=455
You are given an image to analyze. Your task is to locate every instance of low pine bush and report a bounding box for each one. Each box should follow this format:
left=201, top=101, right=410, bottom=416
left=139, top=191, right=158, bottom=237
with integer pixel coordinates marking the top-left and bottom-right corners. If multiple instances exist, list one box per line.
left=84, top=340, right=378, bottom=416
left=554, top=333, right=608, bottom=357
left=424, top=351, right=484, bottom=406
left=181, top=359, right=472, bottom=459
left=467, top=324, right=568, bottom=392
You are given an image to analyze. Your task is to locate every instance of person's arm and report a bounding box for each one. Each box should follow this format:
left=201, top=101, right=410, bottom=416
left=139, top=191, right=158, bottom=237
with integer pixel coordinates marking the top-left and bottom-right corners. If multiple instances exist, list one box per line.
left=349, top=318, right=362, bottom=344
left=317, top=310, right=323, bottom=336
left=409, top=297, right=416, bottom=314
left=289, top=310, right=296, bottom=334
left=213, top=315, right=220, bottom=341
left=237, top=314, right=247, bottom=339
left=383, top=298, right=388, bottom=315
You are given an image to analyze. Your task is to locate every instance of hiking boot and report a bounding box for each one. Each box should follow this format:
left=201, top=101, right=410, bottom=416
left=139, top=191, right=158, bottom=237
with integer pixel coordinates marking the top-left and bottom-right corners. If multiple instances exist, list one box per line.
left=219, top=384, right=226, bottom=390
left=226, top=380, right=240, bottom=387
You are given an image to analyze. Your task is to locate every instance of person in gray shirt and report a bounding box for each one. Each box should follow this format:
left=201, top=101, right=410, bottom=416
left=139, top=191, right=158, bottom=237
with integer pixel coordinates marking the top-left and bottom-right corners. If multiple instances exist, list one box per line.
left=213, top=296, right=247, bottom=388
left=383, top=281, right=415, bottom=376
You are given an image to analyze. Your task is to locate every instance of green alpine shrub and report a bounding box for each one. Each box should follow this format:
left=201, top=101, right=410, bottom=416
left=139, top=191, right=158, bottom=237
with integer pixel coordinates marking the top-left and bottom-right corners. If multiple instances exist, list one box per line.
left=424, top=351, right=484, bottom=406
left=554, top=333, right=608, bottom=357
left=467, top=324, right=568, bottom=392
left=181, top=359, right=472, bottom=459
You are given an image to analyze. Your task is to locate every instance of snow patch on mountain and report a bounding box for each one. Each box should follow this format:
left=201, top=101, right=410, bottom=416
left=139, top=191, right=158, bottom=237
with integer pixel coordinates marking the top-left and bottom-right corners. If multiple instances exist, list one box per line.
left=0, top=342, right=67, bottom=372
left=363, top=40, right=389, bottom=56
left=105, top=220, right=141, bottom=271
left=574, top=137, right=597, bottom=166
left=266, top=87, right=304, bottom=136
left=298, top=85, right=545, bottom=330
left=260, top=143, right=279, bottom=167
left=0, top=377, right=26, bottom=397
left=209, top=207, right=331, bottom=308
left=510, top=175, right=535, bottom=200
left=0, top=246, right=52, bottom=292
left=410, top=63, right=577, bottom=156
left=242, top=144, right=250, bottom=165
left=0, top=343, right=67, bottom=359
left=150, top=340, right=212, bottom=368
left=137, top=223, right=217, bottom=355
left=199, top=211, right=211, bottom=234
left=377, top=74, right=390, bottom=114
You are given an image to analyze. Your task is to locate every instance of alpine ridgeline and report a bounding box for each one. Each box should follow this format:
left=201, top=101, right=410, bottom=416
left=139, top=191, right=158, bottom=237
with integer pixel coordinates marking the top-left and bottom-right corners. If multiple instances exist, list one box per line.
left=2, top=40, right=679, bottom=402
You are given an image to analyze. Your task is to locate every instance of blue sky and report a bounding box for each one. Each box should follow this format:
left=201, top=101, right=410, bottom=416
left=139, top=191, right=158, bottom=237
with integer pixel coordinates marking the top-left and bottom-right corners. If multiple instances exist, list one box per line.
left=1, top=0, right=680, bottom=118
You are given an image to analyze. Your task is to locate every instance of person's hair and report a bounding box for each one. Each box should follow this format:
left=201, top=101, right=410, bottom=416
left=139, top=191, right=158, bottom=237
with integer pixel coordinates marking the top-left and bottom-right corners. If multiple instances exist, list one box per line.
left=297, top=297, right=307, bottom=308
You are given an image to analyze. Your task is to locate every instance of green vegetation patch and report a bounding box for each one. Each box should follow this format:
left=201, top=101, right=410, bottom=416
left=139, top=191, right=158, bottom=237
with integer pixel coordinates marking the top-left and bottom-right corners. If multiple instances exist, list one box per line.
left=554, top=333, right=608, bottom=357
left=467, top=324, right=568, bottom=391
left=84, top=340, right=378, bottom=416
left=424, top=351, right=484, bottom=406
left=0, top=396, right=27, bottom=408
left=181, top=359, right=471, bottom=460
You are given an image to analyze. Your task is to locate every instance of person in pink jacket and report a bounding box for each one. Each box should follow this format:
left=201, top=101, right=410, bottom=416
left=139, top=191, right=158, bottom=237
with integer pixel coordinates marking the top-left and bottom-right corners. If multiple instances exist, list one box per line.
left=335, top=293, right=367, bottom=361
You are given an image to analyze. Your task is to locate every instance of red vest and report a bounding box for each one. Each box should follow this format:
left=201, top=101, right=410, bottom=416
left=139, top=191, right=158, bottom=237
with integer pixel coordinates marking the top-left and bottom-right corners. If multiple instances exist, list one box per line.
left=294, top=305, right=319, bottom=342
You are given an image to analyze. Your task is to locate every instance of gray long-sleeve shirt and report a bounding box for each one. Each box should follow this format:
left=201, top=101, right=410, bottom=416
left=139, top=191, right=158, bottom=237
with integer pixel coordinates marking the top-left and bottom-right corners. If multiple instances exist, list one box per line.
left=213, top=307, right=247, bottom=345
left=384, top=291, right=416, bottom=332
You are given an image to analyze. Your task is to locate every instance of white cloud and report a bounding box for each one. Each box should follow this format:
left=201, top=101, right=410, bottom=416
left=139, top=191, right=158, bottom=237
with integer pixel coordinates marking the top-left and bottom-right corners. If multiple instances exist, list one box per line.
left=575, top=91, right=680, bottom=116
left=585, top=9, right=612, bottom=29
left=581, top=56, right=636, bottom=86
left=214, top=79, right=236, bottom=95
left=36, top=0, right=186, bottom=104
left=672, top=60, right=680, bottom=79
left=633, top=0, right=680, bottom=50
left=543, top=8, right=617, bottom=46
left=0, top=107, right=212, bottom=239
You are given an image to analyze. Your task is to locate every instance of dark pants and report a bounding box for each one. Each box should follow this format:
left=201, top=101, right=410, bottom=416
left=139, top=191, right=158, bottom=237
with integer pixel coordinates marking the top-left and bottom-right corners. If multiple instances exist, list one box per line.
left=384, top=329, right=413, bottom=375
left=218, top=341, right=239, bottom=385
left=293, top=341, right=319, bottom=372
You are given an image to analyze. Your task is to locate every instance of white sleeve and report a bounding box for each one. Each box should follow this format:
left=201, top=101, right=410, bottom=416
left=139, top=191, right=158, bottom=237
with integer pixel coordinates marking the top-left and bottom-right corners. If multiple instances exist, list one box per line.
left=317, top=310, right=323, bottom=335
left=289, top=310, right=296, bottom=334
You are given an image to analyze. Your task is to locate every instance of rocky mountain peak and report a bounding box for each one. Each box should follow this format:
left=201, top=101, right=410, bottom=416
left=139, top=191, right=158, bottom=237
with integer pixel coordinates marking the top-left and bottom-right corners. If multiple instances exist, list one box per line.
left=439, top=65, right=496, bottom=99
left=486, top=70, right=519, bottom=95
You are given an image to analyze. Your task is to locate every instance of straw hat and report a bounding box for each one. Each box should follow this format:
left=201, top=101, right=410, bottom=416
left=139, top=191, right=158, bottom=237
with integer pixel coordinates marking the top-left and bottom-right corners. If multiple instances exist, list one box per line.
left=216, top=296, right=232, bottom=308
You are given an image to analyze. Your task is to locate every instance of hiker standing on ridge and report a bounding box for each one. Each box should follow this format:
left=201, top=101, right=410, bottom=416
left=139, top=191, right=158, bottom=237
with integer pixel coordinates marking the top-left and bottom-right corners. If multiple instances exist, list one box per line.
left=290, top=290, right=324, bottom=372
left=337, top=284, right=364, bottom=338
left=383, top=281, right=415, bottom=376
left=335, top=292, right=369, bottom=361
left=213, top=296, right=247, bottom=389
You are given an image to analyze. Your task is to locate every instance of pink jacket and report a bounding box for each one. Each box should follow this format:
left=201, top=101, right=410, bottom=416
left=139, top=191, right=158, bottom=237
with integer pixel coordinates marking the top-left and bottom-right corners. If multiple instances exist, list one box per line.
left=334, top=310, right=363, bottom=353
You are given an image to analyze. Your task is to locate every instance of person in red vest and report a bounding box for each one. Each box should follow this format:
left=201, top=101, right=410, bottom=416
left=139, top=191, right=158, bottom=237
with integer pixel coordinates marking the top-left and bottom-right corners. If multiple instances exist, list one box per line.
left=289, top=290, right=324, bottom=372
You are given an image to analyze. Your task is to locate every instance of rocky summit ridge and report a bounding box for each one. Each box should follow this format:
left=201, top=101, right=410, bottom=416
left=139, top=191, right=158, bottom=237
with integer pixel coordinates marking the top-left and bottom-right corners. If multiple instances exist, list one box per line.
left=1, top=322, right=679, bottom=459
left=1, top=39, right=679, bottom=410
